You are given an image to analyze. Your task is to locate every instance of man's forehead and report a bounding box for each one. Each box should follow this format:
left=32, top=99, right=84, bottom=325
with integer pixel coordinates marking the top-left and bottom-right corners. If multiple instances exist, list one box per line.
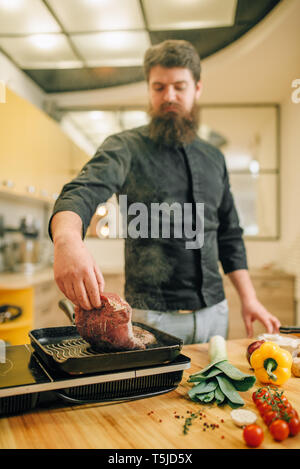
left=148, top=65, right=194, bottom=83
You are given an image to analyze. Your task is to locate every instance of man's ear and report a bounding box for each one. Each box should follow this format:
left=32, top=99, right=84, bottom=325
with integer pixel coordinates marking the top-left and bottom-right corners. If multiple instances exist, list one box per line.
left=195, top=80, right=203, bottom=100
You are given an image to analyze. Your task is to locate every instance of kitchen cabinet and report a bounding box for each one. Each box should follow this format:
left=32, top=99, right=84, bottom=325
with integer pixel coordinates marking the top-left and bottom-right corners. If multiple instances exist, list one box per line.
left=0, top=87, right=89, bottom=200
left=0, top=287, right=33, bottom=345
left=224, top=269, right=296, bottom=339
left=0, top=268, right=70, bottom=335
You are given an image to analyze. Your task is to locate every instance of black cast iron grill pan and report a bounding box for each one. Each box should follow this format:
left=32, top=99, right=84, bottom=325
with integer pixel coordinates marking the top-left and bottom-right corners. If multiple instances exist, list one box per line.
left=29, top=322, right=183, bottom=375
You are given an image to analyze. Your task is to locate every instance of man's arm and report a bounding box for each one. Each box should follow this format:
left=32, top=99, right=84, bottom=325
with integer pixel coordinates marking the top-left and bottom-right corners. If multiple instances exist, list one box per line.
left=227, top=269, right=281, bottom=337
left=48, top=133, right=132, bottom=310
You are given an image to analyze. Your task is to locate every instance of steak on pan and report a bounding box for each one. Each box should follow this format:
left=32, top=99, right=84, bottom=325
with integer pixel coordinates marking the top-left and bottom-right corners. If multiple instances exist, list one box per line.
left=74, top=292, right=156, bottom=351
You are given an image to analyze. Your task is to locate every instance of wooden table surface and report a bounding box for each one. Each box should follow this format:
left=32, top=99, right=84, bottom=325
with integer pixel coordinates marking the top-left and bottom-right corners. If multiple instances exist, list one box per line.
left=0, top=338, right=300, bottom=449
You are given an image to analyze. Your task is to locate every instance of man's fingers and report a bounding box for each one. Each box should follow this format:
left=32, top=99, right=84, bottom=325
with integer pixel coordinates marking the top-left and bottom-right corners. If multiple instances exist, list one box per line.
left=73, top=280, right=93, bottom=310
left=94, top=265, right=105, bottom=293
left=244, top=316, right=253, bottom=338
left=270, top=316, right=281, bottom=333
left=55, top=277, right=69, bottom=299
left=63, top=281, right=77, bottom=304
left=83, top=274, right=102, bottom=309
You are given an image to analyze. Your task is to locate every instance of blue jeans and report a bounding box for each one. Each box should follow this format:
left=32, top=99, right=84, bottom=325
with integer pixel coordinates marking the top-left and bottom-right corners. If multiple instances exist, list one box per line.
left=132, top=299, right=229, bottom=345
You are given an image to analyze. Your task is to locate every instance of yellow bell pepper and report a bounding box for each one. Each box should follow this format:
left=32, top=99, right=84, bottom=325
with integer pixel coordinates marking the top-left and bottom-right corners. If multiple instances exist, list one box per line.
left=250, top=341, right=292, bottom=386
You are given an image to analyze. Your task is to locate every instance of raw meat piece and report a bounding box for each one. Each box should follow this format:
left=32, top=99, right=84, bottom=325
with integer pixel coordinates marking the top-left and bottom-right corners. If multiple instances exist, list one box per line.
left=132, top=325, right=157, bottom=348
left=74, top=293, right=156, bottom=351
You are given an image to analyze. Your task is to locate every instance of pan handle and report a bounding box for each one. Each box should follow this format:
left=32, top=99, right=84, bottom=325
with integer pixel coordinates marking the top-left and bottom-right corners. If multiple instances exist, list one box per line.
left=54, top=386, right=178, bottom=405
left=58, top=298, right=75, bottom=324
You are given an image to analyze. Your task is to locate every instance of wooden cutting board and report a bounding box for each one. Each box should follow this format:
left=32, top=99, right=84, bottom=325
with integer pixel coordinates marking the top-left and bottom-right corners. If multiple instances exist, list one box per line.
left=0, top=338, right=300, bottom=449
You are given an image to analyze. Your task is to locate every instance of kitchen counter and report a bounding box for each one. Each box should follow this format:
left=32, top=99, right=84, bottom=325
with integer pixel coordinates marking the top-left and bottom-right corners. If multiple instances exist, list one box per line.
left=0, top=267, right=55, bottom=290
left=0, top=338, right=300, bottom=449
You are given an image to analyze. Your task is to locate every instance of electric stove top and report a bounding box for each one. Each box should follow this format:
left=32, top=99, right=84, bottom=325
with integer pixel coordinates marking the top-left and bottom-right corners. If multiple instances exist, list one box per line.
left=0, top=343, right=191, bottom=416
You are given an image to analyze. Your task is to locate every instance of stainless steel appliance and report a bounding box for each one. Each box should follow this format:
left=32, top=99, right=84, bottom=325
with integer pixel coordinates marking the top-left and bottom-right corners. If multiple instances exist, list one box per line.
left=0, top=215, right=52, bottom=273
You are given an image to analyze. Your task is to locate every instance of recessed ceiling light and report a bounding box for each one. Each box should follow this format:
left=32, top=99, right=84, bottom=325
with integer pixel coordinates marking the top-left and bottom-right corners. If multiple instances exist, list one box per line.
left=0, top=34, right=82, bottom=68
left=48, top=0, right=145, bottom=32
left=71, top=31, right=150, bottom=67
left=142, top=0, right=238, bottom=30
left=28, top=34, right=60, bottom=50
left=0, top=0, right=61, bottom=34
left=0, top=0, right=25, bottom=10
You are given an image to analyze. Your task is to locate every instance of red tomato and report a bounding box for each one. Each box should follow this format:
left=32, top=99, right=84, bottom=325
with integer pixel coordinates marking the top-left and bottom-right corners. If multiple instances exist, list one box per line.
left=273, top=394, right=288, bottom=405
left=269, top=419, right=290, bottom=441
left=287, top=408, right=299, bottom=420
left=257, top=401, right=272, bottom=416
left=263, top=410, right=280, bottom=427
left=252, top=389, right=270, bottom=405
left=288, top=417, right=300, bottom=436
left=243, top=424, right=264, bottom=448
left=278, top=401, right=292, bottom=414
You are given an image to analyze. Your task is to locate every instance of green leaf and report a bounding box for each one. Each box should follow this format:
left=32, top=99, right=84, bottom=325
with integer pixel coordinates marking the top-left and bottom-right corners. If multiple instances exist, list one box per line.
left=197, top=391, right=215, bottom=403
left=189, top=359, right=227, bottom=379
left=215, top=375, right=245, bottom=407
left=188, top=368, right=222, bottom=382
left=232, top=376, right=257, bottom=392
left=214, top=387, right=225, bottom=405
left=188, top=379, right=218, bottom=399
left=215, top=361, right=256, bottom=388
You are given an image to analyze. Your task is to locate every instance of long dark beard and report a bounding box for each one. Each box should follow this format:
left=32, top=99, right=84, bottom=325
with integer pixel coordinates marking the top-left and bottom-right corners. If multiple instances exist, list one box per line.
left=148, top=102, right=200, bottom=147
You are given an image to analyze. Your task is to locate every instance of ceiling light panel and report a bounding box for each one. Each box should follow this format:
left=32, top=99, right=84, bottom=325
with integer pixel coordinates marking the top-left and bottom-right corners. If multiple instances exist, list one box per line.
left=0, top=0, right=61, bottom=34
left=0, top=34, right=83, bottom=69
left=71, top=31, right=150, bottom=67
left=142, top=0, right=238, bottom=30
left=47, top=0, right=145, bottom=32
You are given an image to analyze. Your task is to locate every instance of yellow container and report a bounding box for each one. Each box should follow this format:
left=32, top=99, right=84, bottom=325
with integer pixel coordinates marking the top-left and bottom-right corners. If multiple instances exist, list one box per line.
left=0, top=288, right=33, bottom=345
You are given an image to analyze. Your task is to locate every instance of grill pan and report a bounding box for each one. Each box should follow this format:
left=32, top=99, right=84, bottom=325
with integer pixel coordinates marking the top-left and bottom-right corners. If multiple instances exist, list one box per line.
left=29, top=322, right=183, bottom=375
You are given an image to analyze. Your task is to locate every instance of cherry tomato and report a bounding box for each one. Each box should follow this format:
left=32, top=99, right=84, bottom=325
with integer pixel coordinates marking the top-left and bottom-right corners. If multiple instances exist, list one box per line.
left=269, top=419, right=290, bottom=441
left=278, top=401, right=292, bottom=414
left=273, top=394, right=288, bottom=405
left=257, top=401, right=272, bottom=416
left=288, top=417, right=300, bottom=436
left=252, top=389, right=270, bottom=405
left=286, top=408, right=299, bottom=420
left=243, top=424, right=264, bottom=448
left=263, top=410, right=280, bottom=427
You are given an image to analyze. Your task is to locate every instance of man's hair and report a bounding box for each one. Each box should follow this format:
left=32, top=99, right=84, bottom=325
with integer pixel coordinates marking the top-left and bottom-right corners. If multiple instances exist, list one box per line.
left=144, top=40, right=201, bottom=83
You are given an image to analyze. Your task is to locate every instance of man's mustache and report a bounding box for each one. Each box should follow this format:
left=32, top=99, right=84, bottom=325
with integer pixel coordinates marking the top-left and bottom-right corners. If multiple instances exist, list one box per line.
left=159, top=102, right=182, bottom=113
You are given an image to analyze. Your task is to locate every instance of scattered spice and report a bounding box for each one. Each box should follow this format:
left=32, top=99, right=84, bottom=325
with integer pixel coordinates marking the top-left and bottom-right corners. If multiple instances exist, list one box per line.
left=182, top=409, right=226, bottom=435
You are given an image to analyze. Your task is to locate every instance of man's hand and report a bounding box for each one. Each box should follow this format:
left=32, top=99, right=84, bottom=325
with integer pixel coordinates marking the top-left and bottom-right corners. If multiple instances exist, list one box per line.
left=51, top=211, right=105, bottom=311
left=241, top=297, right=281, bottom=338
left=53, top=235, right=105, bottom=310
left=227, top=269, right=281, bottom=338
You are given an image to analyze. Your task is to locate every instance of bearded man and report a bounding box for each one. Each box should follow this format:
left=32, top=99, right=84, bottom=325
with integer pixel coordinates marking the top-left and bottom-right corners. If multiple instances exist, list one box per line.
left=49, top=40, right=280, bottom=343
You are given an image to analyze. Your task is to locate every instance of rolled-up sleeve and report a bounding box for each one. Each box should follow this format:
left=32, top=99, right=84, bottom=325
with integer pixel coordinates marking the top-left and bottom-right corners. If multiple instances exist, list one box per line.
left=48, top=133, right=132, bottom=241
left=217, top=160, right=248, bottom=274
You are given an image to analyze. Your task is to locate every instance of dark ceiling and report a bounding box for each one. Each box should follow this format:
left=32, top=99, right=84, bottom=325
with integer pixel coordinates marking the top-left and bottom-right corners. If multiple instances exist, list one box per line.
left=22, top=0, right=281, bottom=93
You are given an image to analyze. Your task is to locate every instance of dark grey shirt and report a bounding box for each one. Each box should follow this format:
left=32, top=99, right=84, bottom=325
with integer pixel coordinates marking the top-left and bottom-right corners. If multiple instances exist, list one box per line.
left=49, top=125, right=248, bottom=311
